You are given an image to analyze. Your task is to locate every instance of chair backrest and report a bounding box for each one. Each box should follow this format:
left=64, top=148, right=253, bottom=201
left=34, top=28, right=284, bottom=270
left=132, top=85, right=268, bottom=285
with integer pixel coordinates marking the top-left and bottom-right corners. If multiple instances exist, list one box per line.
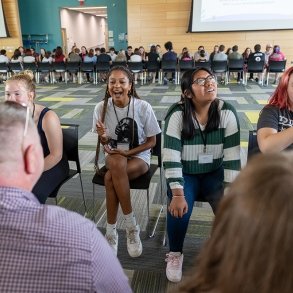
left=247, top=59, right=265, bottom=72
left=194, top=61, right=211, bottom=70
left=248, top=130, right=260, bottom=159
left=0, top=62, right=9, bottom=72
left=95, top=61, right=111, bottom=72
left=9, top=62, right=23, bottom=72
left=80, top=62, right=95, bottom=71
left=145, top=61, right=160, bottom=72
left=178, top=60, right=194, bottom=71
left=161, top=60, right=177, bottom=71
left=61, top=123, right=81, bottom=173
left=211, top=60, right=228, bottom=73
left=37, top=62, right=52, bottom=71
left=228, top=59, right=244, bottom=71
left=52, top=62, right=66, bottom=71
left=267, top=60, right=287, bottom=73
left=127, top=61, right=144, bottom=72
left=66, top=61, right=80, bottom=72
left=151, top=121, right=162, bottom=168
left=111, top=61, right=127, bottom=68
left=22, top=62, right=37, bottom=71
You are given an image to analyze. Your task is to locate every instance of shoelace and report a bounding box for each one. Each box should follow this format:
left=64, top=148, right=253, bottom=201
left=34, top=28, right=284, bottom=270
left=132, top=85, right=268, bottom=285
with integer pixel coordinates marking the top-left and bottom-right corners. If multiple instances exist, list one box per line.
left=165, top=253, right=181, bottom=267
left=127, top=229, right=139, bottom=244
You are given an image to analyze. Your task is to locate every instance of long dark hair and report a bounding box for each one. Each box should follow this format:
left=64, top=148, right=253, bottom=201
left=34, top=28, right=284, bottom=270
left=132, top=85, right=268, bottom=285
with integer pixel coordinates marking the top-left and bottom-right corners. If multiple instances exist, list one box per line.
left=180, top=68, right=220, bottom=139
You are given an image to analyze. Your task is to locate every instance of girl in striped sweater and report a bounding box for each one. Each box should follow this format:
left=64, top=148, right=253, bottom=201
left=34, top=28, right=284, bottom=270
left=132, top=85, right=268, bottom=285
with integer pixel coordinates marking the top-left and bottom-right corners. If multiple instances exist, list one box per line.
left=163, top=68, right=241, bottom=283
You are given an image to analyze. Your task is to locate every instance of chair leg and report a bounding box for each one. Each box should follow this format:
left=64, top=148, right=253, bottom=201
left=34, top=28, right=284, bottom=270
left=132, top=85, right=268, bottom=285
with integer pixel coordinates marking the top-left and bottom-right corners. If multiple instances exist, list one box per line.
left=78, top=173, right=88, bottom=215
left=92, top=184, right=96, bottom=222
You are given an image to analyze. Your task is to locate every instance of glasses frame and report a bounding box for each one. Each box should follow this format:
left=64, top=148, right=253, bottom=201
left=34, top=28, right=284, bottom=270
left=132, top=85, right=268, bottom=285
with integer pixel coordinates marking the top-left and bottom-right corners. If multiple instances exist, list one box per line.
left=192, top=75, right=216, bottom=86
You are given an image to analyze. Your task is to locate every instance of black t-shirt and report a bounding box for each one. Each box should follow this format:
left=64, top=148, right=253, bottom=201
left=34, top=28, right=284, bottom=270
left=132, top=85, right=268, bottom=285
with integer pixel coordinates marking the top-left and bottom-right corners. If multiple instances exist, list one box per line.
left=257, top=105, right=293, bottom=149
left=97, top=54, right=111, bottom=62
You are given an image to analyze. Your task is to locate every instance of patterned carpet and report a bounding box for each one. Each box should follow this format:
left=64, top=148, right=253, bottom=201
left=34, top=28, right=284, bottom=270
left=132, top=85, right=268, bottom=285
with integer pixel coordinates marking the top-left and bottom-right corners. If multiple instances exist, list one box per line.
left=0, top=77, right=277, bottom=292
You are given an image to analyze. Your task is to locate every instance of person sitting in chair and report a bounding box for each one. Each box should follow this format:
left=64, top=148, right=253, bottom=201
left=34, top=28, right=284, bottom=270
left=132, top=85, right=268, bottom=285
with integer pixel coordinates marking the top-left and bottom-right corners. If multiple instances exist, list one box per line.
left=4, top=71, right=69, bottom=204
left=93, top=66, right=161, bottom=258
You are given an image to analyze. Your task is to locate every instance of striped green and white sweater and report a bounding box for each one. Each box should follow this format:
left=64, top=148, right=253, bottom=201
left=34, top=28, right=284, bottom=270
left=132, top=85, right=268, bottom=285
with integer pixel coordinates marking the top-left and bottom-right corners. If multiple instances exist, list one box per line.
left=163, top=99, right=241, bottom=190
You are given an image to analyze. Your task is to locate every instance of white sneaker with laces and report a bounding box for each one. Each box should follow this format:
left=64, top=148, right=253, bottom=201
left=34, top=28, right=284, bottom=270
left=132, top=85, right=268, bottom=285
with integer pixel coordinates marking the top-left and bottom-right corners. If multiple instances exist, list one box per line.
left=126, top=224, right=142, bottom=257
left=165, top=252, right=184, bottom=282
left=105, top=232, right=118, bottom=256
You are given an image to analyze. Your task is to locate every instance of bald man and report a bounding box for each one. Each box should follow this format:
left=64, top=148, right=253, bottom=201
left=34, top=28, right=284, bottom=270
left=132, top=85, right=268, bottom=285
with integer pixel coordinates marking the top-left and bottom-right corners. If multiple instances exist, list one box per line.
left=0, top=101, right=132, bottom=293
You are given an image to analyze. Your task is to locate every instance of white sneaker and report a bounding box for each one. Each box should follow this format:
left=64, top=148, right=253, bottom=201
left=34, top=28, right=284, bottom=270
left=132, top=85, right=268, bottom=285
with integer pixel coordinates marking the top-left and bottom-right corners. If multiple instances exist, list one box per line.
left=165, top=252, right=184, bottom=282
left=126, top=224, right=142, bottom=257
left=105, top=232, right=118, bottom=256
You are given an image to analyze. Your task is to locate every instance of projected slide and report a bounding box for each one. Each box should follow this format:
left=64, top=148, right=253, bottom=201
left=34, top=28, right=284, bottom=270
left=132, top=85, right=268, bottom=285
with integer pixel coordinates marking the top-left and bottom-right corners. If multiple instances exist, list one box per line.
left=191, top=0, right=293, bottom=32
left=0, top=0, right=8, bottom=37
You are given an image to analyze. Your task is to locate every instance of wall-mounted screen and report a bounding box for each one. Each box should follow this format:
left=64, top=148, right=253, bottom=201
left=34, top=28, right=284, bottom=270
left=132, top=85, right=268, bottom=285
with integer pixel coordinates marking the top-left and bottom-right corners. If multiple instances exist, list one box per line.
left=189, top=0, right=293, bottom=32
left=0, top=0, right=8, bottom=37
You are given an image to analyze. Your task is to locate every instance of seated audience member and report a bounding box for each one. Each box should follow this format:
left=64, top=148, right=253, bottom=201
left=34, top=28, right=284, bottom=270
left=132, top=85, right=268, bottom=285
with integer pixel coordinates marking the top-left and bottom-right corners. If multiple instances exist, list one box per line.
left=52, top=46, right=66, bottom=82
left=197, top=49, right=208, bottom=62
left=39, top=48, right=46, bottom=62
left=95, top=47, right=101, bottom=57
left=0, top=101, right=132, bottom=293
left=213, top=44, right=228, bottom=83
left=248, top=44, right=265, bottom=83
left=163, top=68, right=240, bottom=283
left=129, top=48, right=143, bottom=84
left=146, top=45, right=160, bottom=83
left=0, top=49, right=9, bottom=63
left=68, top=47, right=81, bottom=62
left=162, top=41, right=177, bottom=82
left=264, top=43, right=273, bottom=66
left=40, top=51, right=52, bottom=83
left=80, top=45, right=88, bottom=61
left=225, top=47, right=233, bottom=56
left=156, top=44, right=163, bottom=60
left=10, top=48, right=23, bottom=63
left=194, top=45, right=209, bottom=61
left=178, top=152, right=293, bottom=293
left=4, top=71, right=69, bottom=204
left=126, top=46, right=133, bottom=61
left=84, top=48, right=97, bottom=63
left=97, top=47, right=112, bottom=81
left=178, top=47, right=192, bottom=60
left=138, top=46, right=147, bottom=62
left=93, top=66, right=161, bottom=258
left=228, top=45, right=243, bottom=83
left=209, top=45, right=219, bottom=62
left=257, top=66, right=293, bottom=153
left=115, top=50, right=127, bottom=62
left=267, top=45, right=286, bottom=84
left=108, top=47, right=117, bottom=62
left=23, top=48, right=36, bottom=63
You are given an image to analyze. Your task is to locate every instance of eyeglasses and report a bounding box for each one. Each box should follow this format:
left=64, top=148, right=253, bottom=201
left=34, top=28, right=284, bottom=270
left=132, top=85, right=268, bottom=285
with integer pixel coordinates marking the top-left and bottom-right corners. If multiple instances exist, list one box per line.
left=192, top=75, right=216, bottom=86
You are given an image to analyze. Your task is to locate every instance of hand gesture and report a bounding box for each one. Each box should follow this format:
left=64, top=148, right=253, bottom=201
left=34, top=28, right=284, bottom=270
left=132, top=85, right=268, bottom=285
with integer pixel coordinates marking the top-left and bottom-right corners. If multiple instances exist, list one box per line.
left=168, top=196, right=188, bottom=218
left=96, top=120, right=107, bottom=140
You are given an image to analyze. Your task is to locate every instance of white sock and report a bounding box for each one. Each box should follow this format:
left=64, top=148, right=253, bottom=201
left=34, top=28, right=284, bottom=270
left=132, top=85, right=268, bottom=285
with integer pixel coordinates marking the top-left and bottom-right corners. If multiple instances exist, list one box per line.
left=124, top=212, right=137, bottom=229
left=106, top=223, right=117, bottom=236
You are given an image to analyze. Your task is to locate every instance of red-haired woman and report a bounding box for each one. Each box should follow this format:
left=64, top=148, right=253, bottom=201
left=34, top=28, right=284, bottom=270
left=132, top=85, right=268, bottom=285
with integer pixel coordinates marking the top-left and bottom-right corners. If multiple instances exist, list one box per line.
left=257, top=66, right=293, bottom=152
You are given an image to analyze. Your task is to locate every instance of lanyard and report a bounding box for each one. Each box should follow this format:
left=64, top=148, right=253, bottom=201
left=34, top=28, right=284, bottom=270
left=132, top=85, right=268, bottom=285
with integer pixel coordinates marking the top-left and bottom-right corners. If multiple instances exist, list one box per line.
left=112, top=97, right=131, bottom=123
left=193, top=114, right=207, bottom=153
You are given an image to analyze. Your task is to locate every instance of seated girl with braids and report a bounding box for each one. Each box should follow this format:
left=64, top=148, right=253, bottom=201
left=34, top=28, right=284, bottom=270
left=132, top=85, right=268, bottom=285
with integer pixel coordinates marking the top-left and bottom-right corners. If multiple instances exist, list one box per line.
left=4, top=71, right=69, bottom=204
left=92, top=66, right=161, bottom=258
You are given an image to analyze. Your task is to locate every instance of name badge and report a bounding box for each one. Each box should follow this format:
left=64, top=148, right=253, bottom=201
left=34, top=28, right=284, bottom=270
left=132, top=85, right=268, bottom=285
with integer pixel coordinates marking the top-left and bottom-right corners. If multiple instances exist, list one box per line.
left=117, top=143, right=129, bottom=151
left=198, top=153, right=213, bottom=164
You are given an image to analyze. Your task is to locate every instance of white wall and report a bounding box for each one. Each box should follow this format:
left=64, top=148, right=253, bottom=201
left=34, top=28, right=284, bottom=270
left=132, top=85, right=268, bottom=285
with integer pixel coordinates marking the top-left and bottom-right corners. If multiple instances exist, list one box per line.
left=60, top=8, right=106, bottom=53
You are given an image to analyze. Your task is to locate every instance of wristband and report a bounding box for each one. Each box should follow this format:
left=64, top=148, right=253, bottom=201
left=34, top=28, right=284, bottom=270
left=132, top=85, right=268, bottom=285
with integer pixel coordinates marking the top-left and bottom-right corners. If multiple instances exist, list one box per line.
left=172, top=195, right=185, bottom=198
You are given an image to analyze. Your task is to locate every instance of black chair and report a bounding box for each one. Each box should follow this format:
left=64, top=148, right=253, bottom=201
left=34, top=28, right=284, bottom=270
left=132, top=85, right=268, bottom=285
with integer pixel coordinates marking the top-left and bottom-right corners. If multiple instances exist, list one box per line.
left=92, top=122, right=163, bottom=237
left=111, top=61, right=127, bottom=68
left=247, top=130, right=260, bottom=160
left=9, top=62, right=23, bottom=74
left=211, top=60, right=228, bottom=84
left=227, top=59, right=244, bottom=84
left=95, top=61, right=110, bottom=82
left=194, top=61, right=211, bottom=70
left=127, top=61, right=145, bottom=84
left=145, top=61, right=160, bottom=83
left=80, top=62, right=96, bottom=84
left=266, top=60, right=287, bottom=86
left=66, top=61, right=80, bottom=83
left=49, top=123, right=87, bottom=214
left=36, top=62, right=52, bottom=83
left=51, top=62, right=67, bottom=83
left=159, top=60, right=178, bottom=84
left=0, top=62, right=10, bottom=81
left=245, top=59, right=265, bottom=85
left=177, top=60, right=194, bottom=83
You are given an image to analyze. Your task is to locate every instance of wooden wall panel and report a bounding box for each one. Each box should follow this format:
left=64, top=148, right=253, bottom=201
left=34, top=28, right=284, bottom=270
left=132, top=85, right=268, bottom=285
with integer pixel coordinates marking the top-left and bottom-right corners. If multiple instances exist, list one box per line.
left=127, top=0, right=293, bottom=66
left=1, top=0, right=22, bottom=57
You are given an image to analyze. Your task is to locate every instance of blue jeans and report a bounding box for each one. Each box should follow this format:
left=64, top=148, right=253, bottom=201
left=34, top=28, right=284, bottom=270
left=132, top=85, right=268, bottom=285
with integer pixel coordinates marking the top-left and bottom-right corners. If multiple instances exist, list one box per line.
left=167, top=166, right=224, bottom=252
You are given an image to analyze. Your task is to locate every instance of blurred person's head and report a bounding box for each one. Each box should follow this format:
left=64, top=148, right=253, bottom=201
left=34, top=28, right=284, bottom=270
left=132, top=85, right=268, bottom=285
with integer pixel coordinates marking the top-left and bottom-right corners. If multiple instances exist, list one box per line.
left=178, top=152, right=293, bottom=293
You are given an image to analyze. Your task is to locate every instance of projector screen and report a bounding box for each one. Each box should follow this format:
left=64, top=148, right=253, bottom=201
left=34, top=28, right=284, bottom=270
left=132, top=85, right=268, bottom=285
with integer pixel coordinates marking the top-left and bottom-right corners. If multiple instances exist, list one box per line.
left=0, top=0, right=8, bottom=37
left=189, top=0, right=293, bottom=32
